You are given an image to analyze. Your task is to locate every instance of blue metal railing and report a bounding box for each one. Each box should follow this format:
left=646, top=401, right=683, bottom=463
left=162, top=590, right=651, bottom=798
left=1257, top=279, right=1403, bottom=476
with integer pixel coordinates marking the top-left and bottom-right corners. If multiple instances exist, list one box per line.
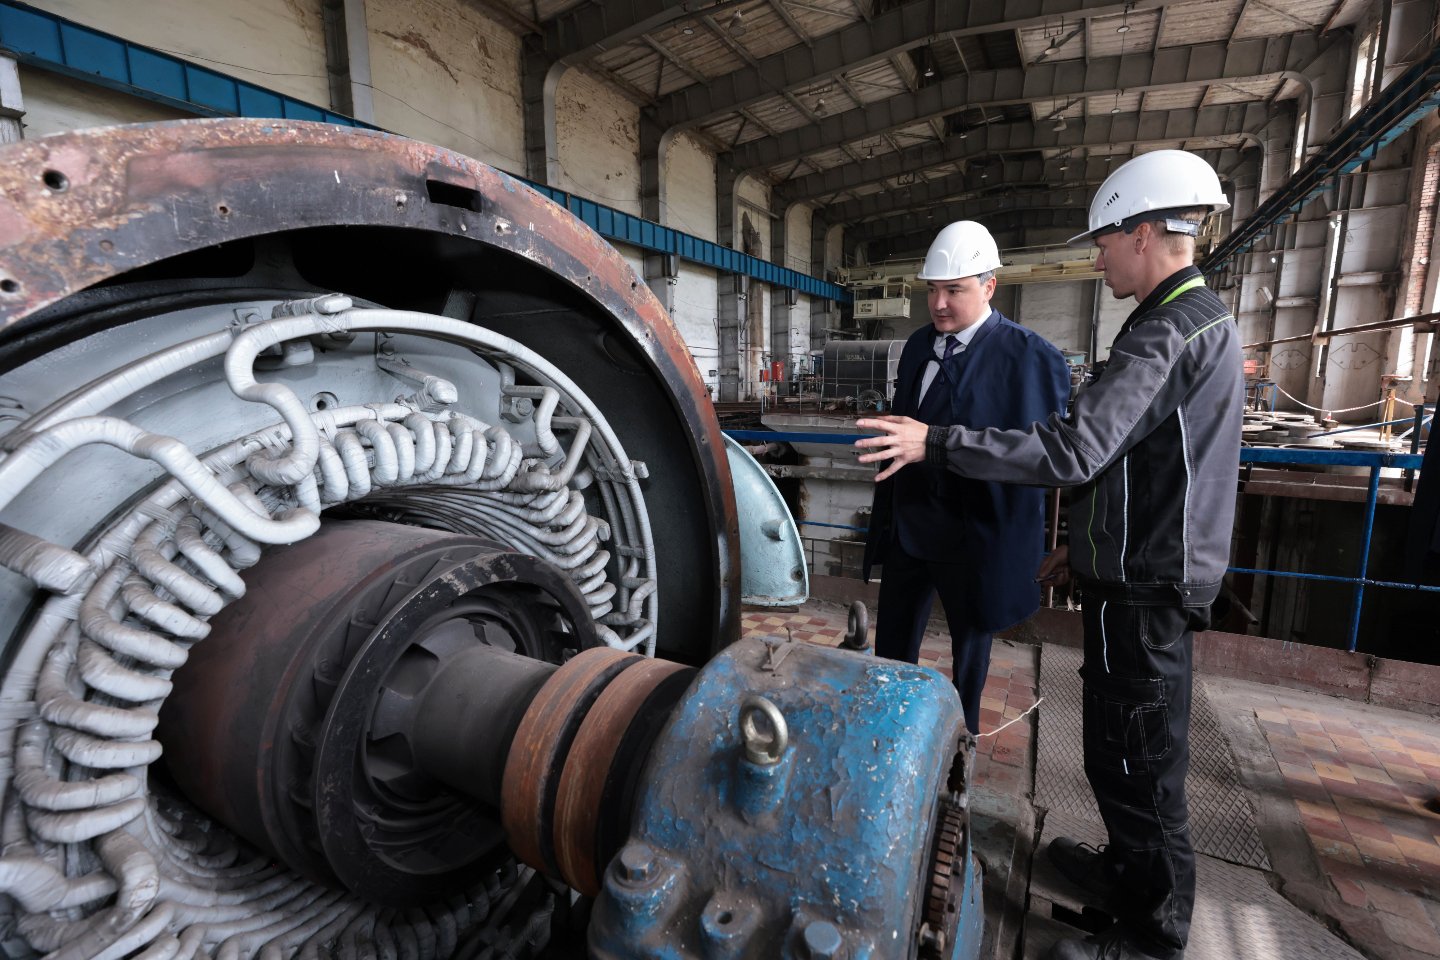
left=0, top=0, right=847, bottom=302
left=798, top=520, right=867, bottom=532
left=727, top=429, right=1434, bottom=653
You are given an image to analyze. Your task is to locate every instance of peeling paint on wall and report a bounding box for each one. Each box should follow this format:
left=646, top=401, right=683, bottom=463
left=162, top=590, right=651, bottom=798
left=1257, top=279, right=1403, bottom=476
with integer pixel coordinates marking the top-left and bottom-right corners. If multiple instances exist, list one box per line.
left=278, top=0, right=318, bottom=43
left=666, top=131, right=717, bottom=238
left=380, top=30, right=459, bottom=84
left=366, top=0, right=524, bottom=171
left=555, top=69, right=641, bottom=215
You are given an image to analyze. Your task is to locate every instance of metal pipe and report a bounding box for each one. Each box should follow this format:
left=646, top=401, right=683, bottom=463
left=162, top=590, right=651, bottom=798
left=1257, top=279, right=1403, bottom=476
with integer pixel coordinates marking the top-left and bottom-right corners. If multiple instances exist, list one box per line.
left=1308, top=203, right=1348, bottom=402
left=1348, top=465, right=1382, bottom=652
left=1244, top=311, right=1440, bottom=350
left=798, top=520, right=867, bottom=532
left=1226, top=566, right=1440, bottom=592
left=1310, top=414, right=1432, bottom=437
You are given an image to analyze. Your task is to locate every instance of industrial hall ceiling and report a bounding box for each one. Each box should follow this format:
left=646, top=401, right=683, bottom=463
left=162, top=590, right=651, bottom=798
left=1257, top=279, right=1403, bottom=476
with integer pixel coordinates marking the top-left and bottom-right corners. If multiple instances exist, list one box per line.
left=477, top=0, right=1377, bottom=256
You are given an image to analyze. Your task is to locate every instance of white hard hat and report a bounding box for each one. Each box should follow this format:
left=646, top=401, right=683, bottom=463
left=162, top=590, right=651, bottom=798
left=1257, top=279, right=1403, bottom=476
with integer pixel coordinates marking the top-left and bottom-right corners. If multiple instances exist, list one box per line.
left=1068, top=149, right=1230, bottom=246
left=916, top=220, right=1003, bottom=280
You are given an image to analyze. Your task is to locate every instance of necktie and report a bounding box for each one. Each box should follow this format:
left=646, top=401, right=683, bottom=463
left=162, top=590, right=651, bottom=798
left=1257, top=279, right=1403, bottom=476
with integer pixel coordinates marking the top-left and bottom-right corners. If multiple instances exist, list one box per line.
left=942, top=335, right=959, bottom=360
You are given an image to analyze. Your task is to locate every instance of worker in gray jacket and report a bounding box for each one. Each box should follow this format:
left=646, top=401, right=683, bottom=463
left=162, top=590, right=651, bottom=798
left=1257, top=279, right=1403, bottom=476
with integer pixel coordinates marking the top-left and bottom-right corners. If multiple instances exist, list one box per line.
left=856, top=149, right=1242, bottom=960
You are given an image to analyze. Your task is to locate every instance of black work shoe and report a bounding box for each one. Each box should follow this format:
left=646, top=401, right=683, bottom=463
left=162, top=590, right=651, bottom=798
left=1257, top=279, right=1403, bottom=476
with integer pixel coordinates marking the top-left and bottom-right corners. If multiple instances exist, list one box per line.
left=1042, top=929, right=1180, bottom=960
left=1046, top=836, right=1117, bottom=900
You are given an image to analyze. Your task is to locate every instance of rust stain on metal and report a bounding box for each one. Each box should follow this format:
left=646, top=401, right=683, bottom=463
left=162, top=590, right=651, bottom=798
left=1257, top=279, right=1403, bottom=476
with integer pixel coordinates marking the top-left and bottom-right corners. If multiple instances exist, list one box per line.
left=551, top=656, right=692, bottom=895
left=0, top=118, right=740, bottom=648
left=500, top=646, right=639, bottom=876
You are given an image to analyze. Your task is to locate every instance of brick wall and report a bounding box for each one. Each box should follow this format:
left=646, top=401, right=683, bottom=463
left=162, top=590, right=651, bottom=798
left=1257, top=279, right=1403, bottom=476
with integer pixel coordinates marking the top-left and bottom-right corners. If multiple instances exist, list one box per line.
left=1402, top=137, right=1440, bottom=317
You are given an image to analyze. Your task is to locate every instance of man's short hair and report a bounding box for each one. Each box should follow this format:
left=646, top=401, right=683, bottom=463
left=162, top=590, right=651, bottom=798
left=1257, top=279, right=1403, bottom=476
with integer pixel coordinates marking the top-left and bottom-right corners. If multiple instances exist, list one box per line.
left=1159, top=207, right=1208, bottom=256
left=973, top=269, right=996, bottom=284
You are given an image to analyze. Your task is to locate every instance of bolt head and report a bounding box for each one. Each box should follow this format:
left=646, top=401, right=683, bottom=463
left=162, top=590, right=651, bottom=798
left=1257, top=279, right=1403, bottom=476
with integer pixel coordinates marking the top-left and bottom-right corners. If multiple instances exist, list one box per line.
left=802, top=920, right=843, bottom=958
left=616, top=843, right=655, bottom=883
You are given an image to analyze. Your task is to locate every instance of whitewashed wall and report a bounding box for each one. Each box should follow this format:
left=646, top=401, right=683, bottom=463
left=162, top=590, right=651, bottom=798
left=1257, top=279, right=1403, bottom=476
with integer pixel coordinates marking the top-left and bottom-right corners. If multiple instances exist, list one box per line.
left=736, top=175, right=773, bottom=395
left=783, top=203, right=814, bottom=364
left=18, top=68, right=188, bottom=137
left=37, top=0, right=328, bottom=106
left=671, top=264, right=721, bottom=397
left=554, top=69, right=641, bottom=216
left=1011, top=281, right=1090, bottom=355
left=366, top=0, right=524, bottom=172
left=666, top=131, right=717, bottom=238
left=1094, top=286, right=1133, bottom=360
left=662, top=131, right=722, bottom=394
left=798, top=478, right=874, bottom=543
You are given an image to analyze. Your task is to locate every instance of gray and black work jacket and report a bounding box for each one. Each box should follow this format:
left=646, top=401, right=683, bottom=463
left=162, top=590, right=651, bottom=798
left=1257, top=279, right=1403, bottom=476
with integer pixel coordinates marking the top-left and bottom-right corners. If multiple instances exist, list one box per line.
left=923, top=265, right=1243, bottom=602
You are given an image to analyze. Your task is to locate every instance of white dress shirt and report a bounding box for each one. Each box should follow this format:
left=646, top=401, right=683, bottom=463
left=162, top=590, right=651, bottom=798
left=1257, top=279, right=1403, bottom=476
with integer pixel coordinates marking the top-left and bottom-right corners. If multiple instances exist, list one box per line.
left=918, top=310, right=990, bottom=404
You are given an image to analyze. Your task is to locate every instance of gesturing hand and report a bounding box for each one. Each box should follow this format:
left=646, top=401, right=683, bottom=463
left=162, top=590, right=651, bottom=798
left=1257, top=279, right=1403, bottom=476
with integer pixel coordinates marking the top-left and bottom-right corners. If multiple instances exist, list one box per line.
left=1035, top=545, right=1071, bottom=586
left=854, top=416, right=929, bottom=482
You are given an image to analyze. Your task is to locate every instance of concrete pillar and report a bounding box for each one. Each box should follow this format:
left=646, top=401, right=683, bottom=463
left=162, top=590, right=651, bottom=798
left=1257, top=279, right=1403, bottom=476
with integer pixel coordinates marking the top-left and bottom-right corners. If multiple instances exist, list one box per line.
left=810, top=214, right=832, bottom=355
left=769, top=202, right=793, bottom=382
left=717, top=164, right=741, bottom=402
left=0, top=54, right=24, bottom=143
left=523, top=51, right=564, bottom=184
left=641, top=119, right=676, bottom=314
left=320, top=0, right=374, bottom=122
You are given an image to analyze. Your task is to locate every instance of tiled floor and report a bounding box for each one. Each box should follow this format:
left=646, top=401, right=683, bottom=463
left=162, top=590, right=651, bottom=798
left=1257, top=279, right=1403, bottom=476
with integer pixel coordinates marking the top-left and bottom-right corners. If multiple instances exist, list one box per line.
left=1252, top=695, right=1440, bottom=957
left=742, top=600, right=1440, bottom=960
left=740, top=605, right=1039, bottom=794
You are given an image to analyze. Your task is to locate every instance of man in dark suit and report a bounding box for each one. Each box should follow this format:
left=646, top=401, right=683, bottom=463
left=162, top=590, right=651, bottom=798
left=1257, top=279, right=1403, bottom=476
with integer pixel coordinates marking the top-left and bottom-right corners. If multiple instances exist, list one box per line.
left=862, top=220, right=1070, bottom=734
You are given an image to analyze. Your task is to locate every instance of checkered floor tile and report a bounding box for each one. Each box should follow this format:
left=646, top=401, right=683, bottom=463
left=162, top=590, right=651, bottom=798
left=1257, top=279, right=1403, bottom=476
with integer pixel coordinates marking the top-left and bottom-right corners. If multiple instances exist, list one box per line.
left=1257, top=703, right=1440, bottom=956
left=741, top=603, right=1039, bottom=796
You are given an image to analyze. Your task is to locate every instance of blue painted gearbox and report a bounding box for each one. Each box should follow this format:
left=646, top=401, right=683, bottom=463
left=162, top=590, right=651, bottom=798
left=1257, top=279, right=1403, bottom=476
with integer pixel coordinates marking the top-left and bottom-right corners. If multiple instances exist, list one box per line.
left=588, top=635, right=982, bottom=959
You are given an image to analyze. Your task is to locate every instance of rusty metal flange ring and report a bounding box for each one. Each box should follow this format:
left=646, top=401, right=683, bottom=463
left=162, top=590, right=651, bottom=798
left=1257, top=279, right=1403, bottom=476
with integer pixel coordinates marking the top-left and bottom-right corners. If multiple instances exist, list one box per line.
left=552, top=657, right=694, bottom=895
left=500, top=646, right=640, bottom=876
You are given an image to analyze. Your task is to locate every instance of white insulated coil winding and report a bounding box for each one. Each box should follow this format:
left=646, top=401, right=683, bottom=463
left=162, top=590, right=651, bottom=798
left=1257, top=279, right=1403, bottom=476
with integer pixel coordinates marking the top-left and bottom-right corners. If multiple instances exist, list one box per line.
left=0, top=303, right=658, bottom=958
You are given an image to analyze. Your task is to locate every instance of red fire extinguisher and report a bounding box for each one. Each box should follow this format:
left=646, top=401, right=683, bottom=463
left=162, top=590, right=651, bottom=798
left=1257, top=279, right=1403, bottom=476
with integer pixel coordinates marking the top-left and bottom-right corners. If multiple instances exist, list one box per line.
left=770, top=360, right=785, bottom=384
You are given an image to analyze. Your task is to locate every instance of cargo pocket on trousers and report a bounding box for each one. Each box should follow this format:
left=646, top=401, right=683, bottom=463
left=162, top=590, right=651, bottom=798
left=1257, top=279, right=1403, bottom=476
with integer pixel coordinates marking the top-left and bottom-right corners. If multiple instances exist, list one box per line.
left=1080, top=666, right=1170, bottom=773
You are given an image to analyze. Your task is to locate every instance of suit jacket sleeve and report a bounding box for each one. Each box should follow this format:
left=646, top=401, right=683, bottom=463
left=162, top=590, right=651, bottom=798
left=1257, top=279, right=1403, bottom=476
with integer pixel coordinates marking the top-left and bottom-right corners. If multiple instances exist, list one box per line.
left=863, top=329, right=929, bottom=580
left=928, top=317, right=1188, bottom=486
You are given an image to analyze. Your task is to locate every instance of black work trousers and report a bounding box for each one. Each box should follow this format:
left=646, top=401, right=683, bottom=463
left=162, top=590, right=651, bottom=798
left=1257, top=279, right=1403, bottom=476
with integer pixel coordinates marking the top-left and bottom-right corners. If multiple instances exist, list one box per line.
left=1079, top=593, right=1210, bottom=959
left=874, top=544, right=993, bottom=735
